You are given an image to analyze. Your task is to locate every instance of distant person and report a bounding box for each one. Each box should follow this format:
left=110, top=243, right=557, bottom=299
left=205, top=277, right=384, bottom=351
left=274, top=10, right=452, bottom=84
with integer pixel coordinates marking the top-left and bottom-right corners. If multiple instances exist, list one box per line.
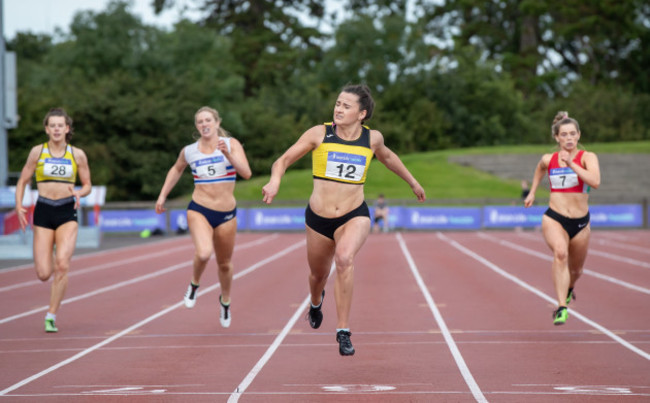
left=520, top=180, right=530, bottom=202
left=155, top=106, right=251, bottom=328
left=14, top=108, right=92, bottom=333
left=524, top=111, right=600, bottom=325
left=372, top=194, right=389, bottom=233
left=262, top=84, right=426, bottom=355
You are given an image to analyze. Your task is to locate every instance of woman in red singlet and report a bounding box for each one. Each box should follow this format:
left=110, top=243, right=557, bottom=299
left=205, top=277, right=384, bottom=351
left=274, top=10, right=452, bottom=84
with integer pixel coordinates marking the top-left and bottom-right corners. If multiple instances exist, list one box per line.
left=524, top=111, right=600, bottom=325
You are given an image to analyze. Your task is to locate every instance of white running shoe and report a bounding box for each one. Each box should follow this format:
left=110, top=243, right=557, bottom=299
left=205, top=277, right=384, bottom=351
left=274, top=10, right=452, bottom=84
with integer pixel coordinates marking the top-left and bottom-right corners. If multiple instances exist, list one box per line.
left=184, top=284, right=198, bottom=308
left=220, top=295, right=231, bottom=328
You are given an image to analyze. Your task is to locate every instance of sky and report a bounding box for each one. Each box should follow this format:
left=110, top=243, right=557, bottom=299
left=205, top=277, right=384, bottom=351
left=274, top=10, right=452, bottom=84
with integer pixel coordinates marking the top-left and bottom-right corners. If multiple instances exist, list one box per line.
left=3, top=0, right=198, bottom=40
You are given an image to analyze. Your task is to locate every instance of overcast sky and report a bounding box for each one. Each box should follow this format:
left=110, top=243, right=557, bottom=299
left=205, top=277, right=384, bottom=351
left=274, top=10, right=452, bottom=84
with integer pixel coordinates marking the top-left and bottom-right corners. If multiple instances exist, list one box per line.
left=3, top=0, right=197, bottom=40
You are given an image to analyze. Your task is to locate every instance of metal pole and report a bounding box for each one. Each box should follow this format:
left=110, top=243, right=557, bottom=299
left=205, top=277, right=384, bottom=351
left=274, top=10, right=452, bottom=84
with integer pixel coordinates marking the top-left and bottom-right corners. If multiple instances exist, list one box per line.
left=0, top=0, right=7, bottom=187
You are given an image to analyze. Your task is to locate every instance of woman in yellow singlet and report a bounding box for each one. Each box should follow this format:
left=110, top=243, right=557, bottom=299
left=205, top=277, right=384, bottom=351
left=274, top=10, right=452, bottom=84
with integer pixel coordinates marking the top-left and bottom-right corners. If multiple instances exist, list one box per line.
left=262, top=84, right=426, bottom=356
left=15, top=108, right=92, bottom=333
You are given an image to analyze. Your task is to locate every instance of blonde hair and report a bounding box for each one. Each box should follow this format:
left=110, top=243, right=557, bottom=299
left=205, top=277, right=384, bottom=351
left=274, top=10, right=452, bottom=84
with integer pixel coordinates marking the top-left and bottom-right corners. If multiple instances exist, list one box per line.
left=194, top=106, right=230, bottom=138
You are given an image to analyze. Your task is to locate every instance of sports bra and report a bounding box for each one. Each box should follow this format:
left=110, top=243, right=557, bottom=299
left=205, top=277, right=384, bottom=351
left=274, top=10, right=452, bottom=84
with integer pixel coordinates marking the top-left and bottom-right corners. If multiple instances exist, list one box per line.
left=184, top=139, right=236, bottom=185
left=312, top=123, right=374, bottom=185
left=35, top=143, right=78, bottom=184
left=548, top=150, right=590, bottom=193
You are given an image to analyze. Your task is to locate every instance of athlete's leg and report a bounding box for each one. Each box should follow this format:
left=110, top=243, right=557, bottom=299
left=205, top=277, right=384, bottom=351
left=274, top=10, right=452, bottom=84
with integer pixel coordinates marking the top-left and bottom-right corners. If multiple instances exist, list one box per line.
left=33, top=226, right=55, bottom=281
left=332, top=216, right=371, bottom=329
left=567, top=224, right=591, bottom=289
left=49, top=221, right=78, bottom=315
left=305, top=226, right=335, bottom=306
left=187, top=210, right=215, bottom=284
left=542, top=215, right=570, bottom=307
left=213, top=218, right=237, bottom=303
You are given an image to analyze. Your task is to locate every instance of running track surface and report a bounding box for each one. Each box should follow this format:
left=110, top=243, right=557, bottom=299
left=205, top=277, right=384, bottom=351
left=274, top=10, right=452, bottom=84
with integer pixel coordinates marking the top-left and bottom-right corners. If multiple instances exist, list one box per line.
left=1, top=230, right=649, bottom=402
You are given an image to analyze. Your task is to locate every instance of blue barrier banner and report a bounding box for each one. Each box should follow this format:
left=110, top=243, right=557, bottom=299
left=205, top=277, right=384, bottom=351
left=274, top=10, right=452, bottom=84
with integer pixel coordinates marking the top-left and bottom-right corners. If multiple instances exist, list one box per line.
left=483, top=206, right=547, bottom=228
left=590, top=205, right=643, bottom=228
left=402, top=207, right=481, bottom=230
left=88, top=210, right=165, bottom=232
left=247, top=207, right=305, bottom=230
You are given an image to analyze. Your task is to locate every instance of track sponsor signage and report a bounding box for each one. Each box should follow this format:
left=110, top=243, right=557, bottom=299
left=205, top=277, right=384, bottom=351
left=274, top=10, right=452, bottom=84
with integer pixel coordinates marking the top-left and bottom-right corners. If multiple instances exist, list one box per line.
left=589, top=204, right=643, bottom=228
left=483, top=206, right=547, bottom=228
left=88, top=210, right=165, bottom=232
left=246, top=207, right=305, bottom=230
left=401, top=207, right=482, bottom=230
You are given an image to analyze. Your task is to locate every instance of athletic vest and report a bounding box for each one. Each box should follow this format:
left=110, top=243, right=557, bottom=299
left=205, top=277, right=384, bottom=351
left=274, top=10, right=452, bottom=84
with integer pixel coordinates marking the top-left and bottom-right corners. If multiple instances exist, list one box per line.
left=548, top=150, right=590, bottom=193
left=35, top=143, right=78, bottom=184
left=184, top=138, right=236, bottom=185
left=312, top=123, right=374, bottom=185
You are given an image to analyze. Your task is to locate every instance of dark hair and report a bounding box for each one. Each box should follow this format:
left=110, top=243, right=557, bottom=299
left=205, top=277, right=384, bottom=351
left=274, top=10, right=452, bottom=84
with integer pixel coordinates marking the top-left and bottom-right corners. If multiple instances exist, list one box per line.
left=43, top=108, right=74, bottom=143
left=551, top=110, right=580, bottom=137
left=341, top=84, right=375, bottom=123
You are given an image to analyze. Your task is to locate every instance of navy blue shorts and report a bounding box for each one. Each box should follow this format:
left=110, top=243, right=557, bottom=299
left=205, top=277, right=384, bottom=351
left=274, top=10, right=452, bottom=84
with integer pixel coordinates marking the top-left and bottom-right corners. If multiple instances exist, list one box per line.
left=187, top=200, right=236, bottom=228
left=33, top=196, right=77, bottom=230
left=305, top=201, right=370, bottom=240
left=544, top=207, right=590, bottom=239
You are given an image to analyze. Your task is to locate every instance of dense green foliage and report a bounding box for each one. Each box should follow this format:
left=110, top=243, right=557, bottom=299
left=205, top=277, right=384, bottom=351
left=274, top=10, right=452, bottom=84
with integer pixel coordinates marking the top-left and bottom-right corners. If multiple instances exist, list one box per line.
left=7, top=0, right=650, bottom=201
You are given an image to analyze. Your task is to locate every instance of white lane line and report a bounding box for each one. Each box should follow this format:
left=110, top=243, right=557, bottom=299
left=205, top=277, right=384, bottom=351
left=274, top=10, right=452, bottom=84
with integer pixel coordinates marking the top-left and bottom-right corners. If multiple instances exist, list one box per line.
left=515, top=232, right=650, bottom=269
left=477, top=232, right=650, bottom=295
left=439, top=232, right=650, bottom=361
left=228, top=262, right=335, bottom=403
left=593, top=238, right=650, bottom=255
left=0, top=234, right=278, bottom=292
left=0, top=239, right=305, bottom=396
left=0, top=235, right=189, bottom=273
left=396, top=232, right=487, bottom=403
left=0, top=235, right=280, bottom=324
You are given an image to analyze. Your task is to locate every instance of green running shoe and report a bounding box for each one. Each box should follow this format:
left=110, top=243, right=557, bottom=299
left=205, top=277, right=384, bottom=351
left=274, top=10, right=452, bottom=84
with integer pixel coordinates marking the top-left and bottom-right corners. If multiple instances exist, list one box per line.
left=566, top=288, right=576, bottom=305
left=553, top=307, right=568, bottom=325
left=45, top=318, right=58, bottom=333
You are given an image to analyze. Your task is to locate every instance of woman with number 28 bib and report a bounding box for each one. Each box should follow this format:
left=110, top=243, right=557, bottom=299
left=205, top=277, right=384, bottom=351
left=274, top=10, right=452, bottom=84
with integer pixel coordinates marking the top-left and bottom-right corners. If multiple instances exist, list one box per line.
left=15, top=108, right=92, bottom=333
left=524, top=111, right=600, bottom=325
left=262, top=84, right=426, bottom=356
left=156, top=106, right=251, bottom=328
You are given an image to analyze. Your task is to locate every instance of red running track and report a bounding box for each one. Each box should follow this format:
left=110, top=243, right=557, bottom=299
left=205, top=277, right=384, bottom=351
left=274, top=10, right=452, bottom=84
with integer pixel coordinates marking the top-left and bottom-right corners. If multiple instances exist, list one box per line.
left=0, top=230, right=649, bottom=402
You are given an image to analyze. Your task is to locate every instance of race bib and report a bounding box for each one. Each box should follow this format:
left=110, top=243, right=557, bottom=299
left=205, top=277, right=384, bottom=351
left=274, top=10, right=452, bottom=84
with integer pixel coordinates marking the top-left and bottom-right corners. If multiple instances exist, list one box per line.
left=195, top=156, right=226, bottom=178
left=43, top=158, right=73, bottom=178
left=549, top=167, right=579, bottom=189
left=324, top=151, right=367, bottom=182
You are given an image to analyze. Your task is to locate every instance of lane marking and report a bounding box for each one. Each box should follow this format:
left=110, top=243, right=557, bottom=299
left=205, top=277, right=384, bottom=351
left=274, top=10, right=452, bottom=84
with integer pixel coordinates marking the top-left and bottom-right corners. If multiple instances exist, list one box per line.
left=477, top=232, right=650, bottom=295
left=396, top=233, right=487, bottom=403
left=438, top=232, right=650, bottom=361
left=0, top=239, right=305, bottom=396
left=0, top=234, right=277, bottom=292
left=228, top=263, right=335, bottom=403
left=0, top=235, right=280, bottom=324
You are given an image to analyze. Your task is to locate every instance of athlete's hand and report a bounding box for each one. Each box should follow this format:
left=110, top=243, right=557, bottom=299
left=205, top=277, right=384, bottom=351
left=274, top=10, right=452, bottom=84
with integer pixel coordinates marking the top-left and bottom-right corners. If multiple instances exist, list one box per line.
left=262, top=181, right=279, bottom=204
left=524, top=193, right=535, bottom=208
left=558, top=150, right=571, bottom=165
left=69, top=185, right=81, bottom=210
left=15, top=206, right=28, bottom=231
left=412, top=183, right=426, bottom=202
left=155, top=197, right=167, bottom=214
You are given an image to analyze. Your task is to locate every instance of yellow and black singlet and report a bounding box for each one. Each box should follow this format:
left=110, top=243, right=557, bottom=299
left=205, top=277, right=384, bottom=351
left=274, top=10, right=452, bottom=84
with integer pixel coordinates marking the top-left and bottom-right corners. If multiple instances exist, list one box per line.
left=312, top=122, right=374, bottom=185
left=35, top=143, right=78, bottom=184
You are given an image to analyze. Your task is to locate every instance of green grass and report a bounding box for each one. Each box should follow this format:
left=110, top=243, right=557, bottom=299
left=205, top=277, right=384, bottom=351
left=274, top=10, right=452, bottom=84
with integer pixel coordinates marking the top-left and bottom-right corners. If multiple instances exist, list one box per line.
left=233, top=141, right=650, bottom=204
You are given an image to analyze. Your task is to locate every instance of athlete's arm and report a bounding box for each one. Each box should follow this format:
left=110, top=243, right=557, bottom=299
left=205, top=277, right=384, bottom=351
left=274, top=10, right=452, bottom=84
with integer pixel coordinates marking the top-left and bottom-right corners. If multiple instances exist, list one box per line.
left=524, top=154, right=550, bottom=208
left=262, top=125, right=324, bottom=204
left=372, top=130, right=425, bottom=202
left=156, top=148, right=188, bottom=214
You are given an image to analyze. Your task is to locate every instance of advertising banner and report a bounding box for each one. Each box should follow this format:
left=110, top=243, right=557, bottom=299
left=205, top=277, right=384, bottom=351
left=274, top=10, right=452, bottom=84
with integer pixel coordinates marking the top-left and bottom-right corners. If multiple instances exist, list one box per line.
left=247, top=207, right=305, bottom=231
left=401, top=207, right=482, bottom=230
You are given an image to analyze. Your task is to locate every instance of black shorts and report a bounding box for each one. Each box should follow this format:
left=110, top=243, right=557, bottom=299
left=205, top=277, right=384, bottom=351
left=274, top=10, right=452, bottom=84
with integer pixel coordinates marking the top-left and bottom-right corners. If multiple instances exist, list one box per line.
left=305, top=201, right=370, bottom=240
left=33, top=196, right=77, bottom=230
left=187, top=200, right=236, bottom=228
left=544, top=207, right=590, bottom=239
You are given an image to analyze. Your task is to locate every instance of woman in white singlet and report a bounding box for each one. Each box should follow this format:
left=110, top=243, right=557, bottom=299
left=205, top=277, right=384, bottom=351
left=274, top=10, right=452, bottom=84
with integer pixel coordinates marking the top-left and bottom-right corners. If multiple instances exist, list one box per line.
left=156, top=106, right=251, bottom=328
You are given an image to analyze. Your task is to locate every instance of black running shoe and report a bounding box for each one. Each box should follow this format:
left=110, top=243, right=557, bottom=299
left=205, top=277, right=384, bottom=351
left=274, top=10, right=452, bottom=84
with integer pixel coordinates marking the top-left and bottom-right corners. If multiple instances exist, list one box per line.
left=306, top=290, right=325, bottom=329
left=336, top=330, right=355, bottom=356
